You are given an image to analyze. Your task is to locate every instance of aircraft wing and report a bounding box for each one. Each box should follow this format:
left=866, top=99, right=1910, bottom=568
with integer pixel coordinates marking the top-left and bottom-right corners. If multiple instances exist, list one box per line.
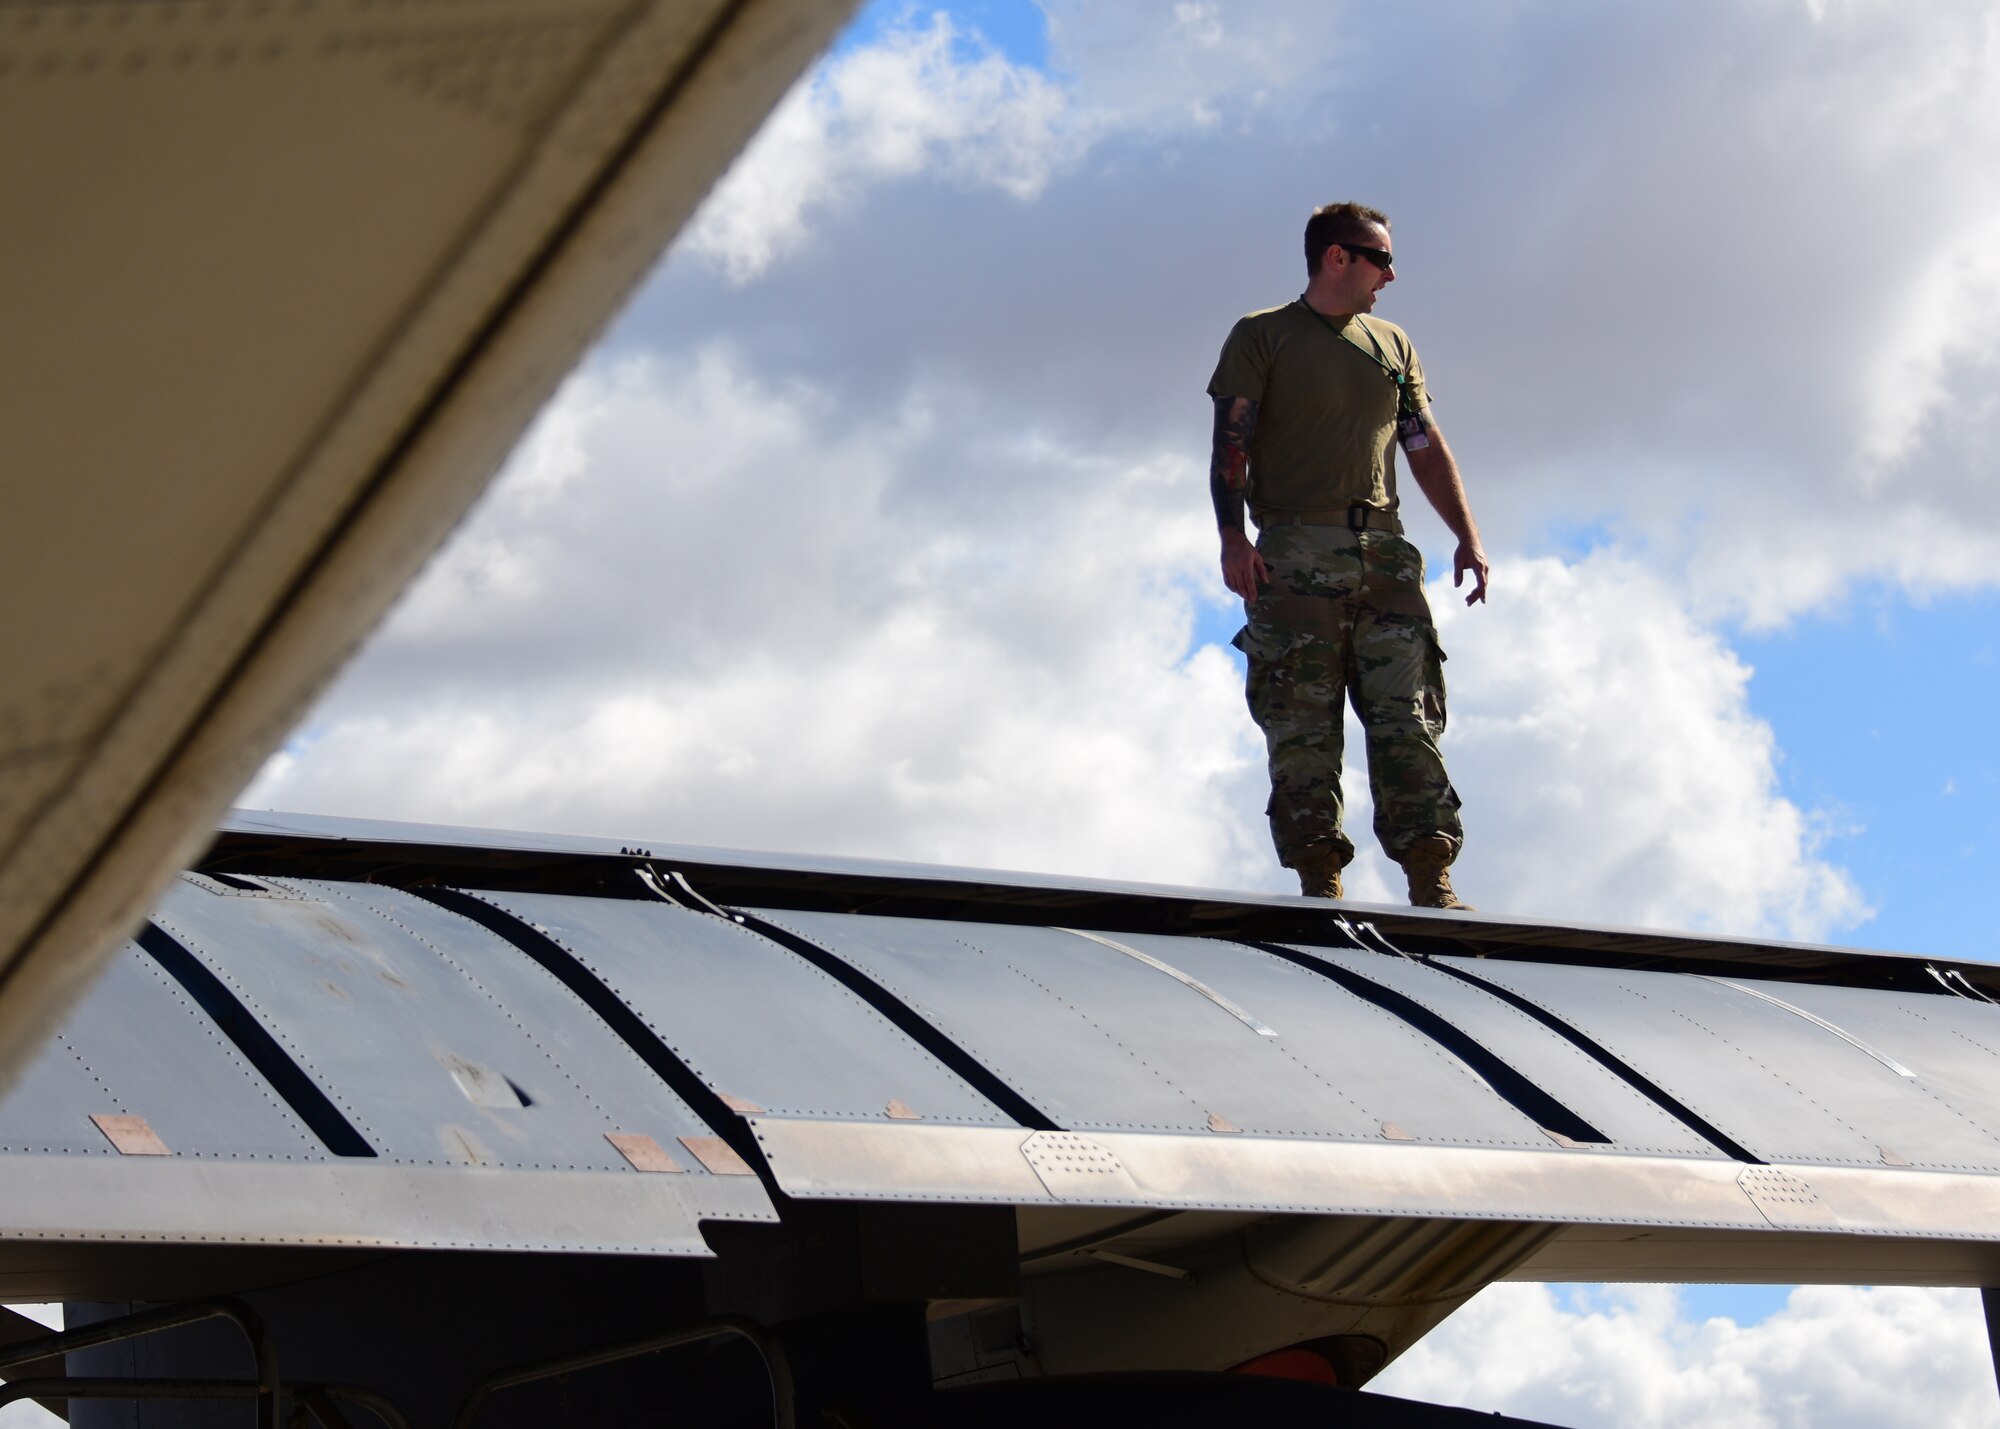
left=4, top=811, right=1997, bottom=1409
left=0, top=0, right=856, bottom=1084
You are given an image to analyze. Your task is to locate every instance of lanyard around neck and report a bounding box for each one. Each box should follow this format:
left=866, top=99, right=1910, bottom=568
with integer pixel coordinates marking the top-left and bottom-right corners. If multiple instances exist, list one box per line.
left=1295, top=297, right=1418, bottom=416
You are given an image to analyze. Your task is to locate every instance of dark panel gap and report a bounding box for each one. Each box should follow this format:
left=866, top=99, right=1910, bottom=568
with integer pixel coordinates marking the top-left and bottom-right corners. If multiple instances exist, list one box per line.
left=729, top=907, right=1058, bottom=1133
left=413, top=887, right=771, bottom=1173
left=1248, top=940, right=1610, bottom=1146
left=136, top=922, right=376, bottom=1158
left=1422, top=956, right=1764, bottom=1165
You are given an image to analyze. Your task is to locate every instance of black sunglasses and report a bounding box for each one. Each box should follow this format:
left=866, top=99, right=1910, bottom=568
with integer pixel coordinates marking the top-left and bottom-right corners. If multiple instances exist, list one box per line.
left=1338, top=242, right=1395, bottom=270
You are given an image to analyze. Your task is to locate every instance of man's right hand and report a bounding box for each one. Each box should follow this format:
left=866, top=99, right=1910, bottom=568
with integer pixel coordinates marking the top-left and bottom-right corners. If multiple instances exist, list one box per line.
left=1220, top=528, right=1269, bottom=602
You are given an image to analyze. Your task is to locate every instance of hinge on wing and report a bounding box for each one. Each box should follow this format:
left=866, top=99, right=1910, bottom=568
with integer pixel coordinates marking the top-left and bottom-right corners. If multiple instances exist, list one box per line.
left=633, top=865, right=680, bottom=905
left=1337, top=915, right=1425, bottom=964
left=1949, top=969, right=1998, bottom=1004
left=635, top=862, right=743, bottom=924
left=1927, top=964, right=2000, bottom=1004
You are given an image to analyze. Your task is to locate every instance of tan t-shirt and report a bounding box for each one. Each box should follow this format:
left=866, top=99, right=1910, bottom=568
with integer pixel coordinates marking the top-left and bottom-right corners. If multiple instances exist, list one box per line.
left=1206, top=302, right=1429, bottom=526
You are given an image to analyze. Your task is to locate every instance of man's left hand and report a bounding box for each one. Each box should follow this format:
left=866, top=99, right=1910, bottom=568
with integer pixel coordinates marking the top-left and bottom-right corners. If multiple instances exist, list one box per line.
left=1454, top=542, right=1490, bottom=605
left=1405, top=419, right=1489, bottom=606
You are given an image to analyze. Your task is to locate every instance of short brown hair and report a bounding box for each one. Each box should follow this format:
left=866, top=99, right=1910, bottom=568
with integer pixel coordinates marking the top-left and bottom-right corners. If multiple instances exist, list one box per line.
left=1304, top=202, right=1390, bottom=275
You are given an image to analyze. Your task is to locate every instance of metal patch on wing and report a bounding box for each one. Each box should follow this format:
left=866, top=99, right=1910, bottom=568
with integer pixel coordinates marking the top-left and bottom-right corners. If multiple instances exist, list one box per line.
left=1056, top=928, right=1278, bottom=1037
left=606, top=1133, right=684, bottom=1174
left=90, top=1113, right=170, bottom=1156
left=679, top=1136, right=756, bottom=1177
left=1543, top=1129, right=1598, bottom=1150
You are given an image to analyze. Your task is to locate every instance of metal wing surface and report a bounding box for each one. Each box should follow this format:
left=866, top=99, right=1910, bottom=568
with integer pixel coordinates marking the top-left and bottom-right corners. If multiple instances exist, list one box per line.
left=7, top=815, right=2000, bottom=1295
left=5, top=814, right=2000, bottom=1415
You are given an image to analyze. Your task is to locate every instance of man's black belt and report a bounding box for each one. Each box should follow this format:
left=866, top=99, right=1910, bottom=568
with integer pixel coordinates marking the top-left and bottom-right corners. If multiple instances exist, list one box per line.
left=1260, top=505, right=1403, bottom=535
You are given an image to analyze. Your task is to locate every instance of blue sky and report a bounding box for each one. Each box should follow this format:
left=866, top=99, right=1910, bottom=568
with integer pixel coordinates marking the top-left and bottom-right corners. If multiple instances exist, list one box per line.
left=246, top=3, right=2000, bottom=1418
left=1740, top=590, right=2000, bottom=962
left=836, top=0, right=1052, bottom=65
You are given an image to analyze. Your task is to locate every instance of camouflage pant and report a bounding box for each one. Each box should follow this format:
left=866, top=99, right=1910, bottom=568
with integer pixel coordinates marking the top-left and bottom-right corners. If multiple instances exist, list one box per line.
left=1232, top=524, right=1462, bottom=869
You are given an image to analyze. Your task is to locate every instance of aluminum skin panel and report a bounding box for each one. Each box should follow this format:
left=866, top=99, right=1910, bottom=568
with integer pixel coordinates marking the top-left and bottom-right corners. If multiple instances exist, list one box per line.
left=1302, top=947, right=1724, bottom=1158
left=151, top=878, right=733, bottom=1173
left=751, top=911, right=1579, bottom=1151
left=0, top=883, right=776, bottom=1252
left=0, top=940, right=320, bottom=1159
left=1444, top=957, right=2000, bottom=1171
left=0, top=1028, right=119, bottom=1155
left=472, top=893, right=1009, bottom=1126
left=1711, top=976, right=2000, bottom=1141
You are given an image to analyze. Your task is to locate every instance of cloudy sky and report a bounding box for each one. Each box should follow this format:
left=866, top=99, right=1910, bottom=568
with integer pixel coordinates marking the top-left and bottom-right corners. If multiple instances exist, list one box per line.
left=235, top=1, right=2000, bottom=1422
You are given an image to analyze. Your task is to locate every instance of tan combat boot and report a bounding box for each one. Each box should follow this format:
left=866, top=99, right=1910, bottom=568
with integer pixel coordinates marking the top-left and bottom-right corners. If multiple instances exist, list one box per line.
left=1294, top=844, right=1348, bottom=900
left=1400, top=836, right=1473, bottom=911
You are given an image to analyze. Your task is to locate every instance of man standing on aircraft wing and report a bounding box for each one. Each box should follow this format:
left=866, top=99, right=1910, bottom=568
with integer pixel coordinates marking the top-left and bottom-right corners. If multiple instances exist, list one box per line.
left=1209, top=201, right=1489, bottom=909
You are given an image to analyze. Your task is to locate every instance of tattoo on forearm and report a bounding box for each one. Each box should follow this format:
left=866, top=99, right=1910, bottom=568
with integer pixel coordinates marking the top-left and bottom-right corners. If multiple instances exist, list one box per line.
left=1209, top=395, right=1258, bottom=531
left=1210, top=396, right=1257, bottom=486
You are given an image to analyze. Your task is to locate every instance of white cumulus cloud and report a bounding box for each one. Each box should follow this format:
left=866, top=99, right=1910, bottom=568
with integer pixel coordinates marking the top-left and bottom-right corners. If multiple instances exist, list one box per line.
left=249, top=352, right=1865, bottom=943
left=1425, top=554, right=1867, bottom=939
left=248, top=353, right=1275, bottom=891
left=679, top=12, right=1080, bottom=282
left=1372, top=1283, right=1997, bottom=1429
